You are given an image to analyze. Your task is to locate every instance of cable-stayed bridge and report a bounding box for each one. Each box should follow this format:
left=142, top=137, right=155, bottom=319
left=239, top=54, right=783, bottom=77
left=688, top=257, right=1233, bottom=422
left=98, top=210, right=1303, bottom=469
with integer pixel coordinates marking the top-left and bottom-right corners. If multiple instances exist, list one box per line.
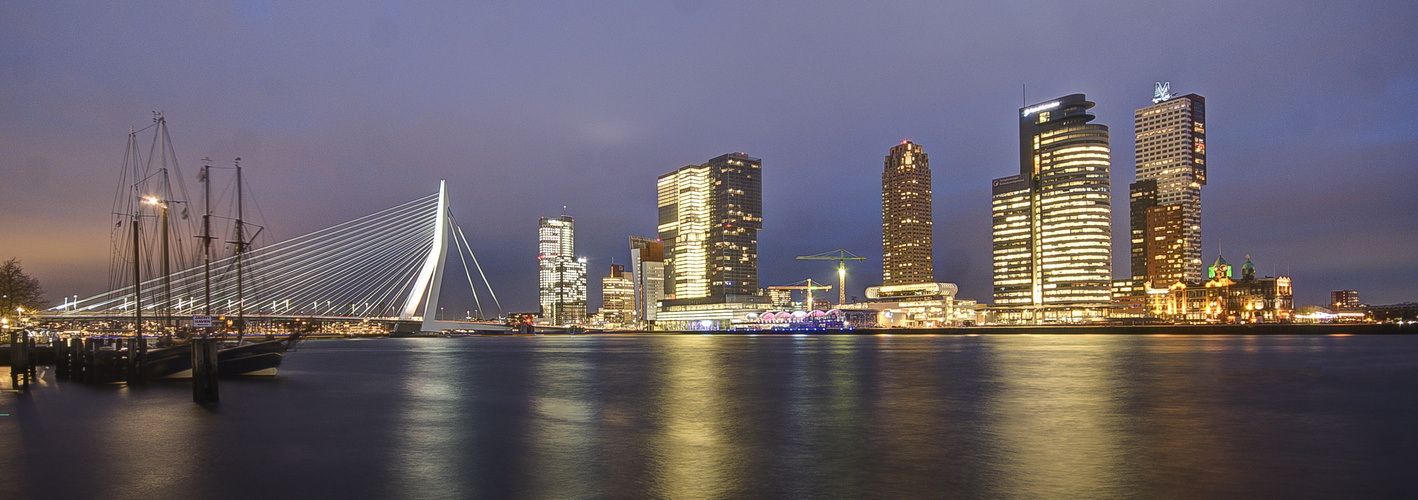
left=45, top=182, right=510, bottom=333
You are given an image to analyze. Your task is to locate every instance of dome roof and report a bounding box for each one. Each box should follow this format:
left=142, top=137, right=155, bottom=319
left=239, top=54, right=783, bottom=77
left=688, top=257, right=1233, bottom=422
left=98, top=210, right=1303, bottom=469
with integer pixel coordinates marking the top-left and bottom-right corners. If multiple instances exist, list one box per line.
left=1241, top=254, right=1256, bottom=272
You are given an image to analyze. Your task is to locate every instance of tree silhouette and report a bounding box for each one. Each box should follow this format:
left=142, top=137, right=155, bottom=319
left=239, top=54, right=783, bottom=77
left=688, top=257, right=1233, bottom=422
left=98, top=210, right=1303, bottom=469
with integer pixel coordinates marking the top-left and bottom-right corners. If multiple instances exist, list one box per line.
left=1, top=258, right=45, bottom=319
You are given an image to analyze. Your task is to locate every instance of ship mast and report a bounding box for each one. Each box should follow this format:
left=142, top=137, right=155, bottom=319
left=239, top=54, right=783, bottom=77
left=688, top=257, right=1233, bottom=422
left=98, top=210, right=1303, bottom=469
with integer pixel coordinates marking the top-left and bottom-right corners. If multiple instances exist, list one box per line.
left=234, top=158, right=245, bottom=340
left=159, top=125, right=172, bottom=333
left=129, top=126, right=143, bottom=340
left=201, top=158, right=213, bottom=321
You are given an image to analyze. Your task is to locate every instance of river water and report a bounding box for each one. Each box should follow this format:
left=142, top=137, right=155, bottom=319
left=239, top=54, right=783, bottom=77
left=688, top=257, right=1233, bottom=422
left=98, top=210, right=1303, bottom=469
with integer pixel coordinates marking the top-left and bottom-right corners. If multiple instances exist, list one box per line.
left=2, top=333, right=1415, bottom=499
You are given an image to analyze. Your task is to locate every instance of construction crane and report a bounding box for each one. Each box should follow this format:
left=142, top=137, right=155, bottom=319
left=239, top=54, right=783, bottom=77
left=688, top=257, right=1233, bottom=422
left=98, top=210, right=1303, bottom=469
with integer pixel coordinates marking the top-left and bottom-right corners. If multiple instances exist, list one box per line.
left=796, top=249, right=866, bottom=306
left=766, top=279, right=832, bottom=310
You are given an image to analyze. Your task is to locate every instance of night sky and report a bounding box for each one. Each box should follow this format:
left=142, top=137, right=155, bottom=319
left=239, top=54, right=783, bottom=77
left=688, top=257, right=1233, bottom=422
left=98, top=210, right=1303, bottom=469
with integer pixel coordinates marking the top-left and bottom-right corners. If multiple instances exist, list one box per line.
left=3, top=1, right=1416, bottom=313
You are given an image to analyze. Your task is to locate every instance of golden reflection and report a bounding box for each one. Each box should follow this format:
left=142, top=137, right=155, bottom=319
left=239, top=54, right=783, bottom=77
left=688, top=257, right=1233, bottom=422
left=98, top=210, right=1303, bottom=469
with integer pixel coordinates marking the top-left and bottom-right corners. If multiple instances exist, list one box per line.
left=393, top=342, right=467, bottom=498
left=528, top=337, right=598, bottom=498
left=649, top=335, right=741, bottom=498
left=984, top=335, right=1134, bottom=497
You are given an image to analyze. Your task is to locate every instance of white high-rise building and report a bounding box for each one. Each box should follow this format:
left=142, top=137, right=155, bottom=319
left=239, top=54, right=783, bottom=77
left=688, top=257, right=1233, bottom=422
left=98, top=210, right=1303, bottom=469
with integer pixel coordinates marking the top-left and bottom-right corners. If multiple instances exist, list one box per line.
left=538, top=213, right=586, bottom=324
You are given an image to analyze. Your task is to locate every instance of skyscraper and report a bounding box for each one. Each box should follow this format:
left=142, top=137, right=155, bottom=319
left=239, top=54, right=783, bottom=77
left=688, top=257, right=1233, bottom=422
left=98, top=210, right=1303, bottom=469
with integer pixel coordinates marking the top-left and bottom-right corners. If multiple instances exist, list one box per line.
left=882, top=141, right=933, bottom=286
left=538, top=213, right=587, bottom=324
left=991, top=93, right=1112, bottom=322
left=628, top=235, right=665, bottom=325
left=657, top=153, right=762, bottom=300
left=1132, top=86, right=1206, bottom=286
left=658, top=164, right=711, bottom=300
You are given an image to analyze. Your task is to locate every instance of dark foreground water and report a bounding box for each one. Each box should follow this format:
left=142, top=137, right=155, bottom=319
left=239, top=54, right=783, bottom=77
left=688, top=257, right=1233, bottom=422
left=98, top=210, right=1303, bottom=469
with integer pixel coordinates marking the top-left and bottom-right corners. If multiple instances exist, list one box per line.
left=3, top=334, right=1416, bottom=499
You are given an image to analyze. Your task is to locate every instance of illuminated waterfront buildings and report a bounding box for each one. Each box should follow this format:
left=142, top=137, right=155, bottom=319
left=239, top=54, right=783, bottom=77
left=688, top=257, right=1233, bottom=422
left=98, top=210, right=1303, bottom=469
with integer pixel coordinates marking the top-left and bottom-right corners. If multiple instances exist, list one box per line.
left=882, top=141, right=934, bottom=286
left=991, top=93, right=1113, bottom=323
left=1131, top=87, right=1206, bottom=287
left=1155, top=254, right=1293, bottom=323
left=538, top=213, right=587, bottom=325
left=1331, top=290, right=1360, bottom=309
left=628, top=236, right=665, bottom=326
left=657, top=153, right=762, bottom=300
left=600, top=264, right=635, bottom=327
left=658, top=163, right=711, bottom=300
left=655, top=153, right=768, bottom=330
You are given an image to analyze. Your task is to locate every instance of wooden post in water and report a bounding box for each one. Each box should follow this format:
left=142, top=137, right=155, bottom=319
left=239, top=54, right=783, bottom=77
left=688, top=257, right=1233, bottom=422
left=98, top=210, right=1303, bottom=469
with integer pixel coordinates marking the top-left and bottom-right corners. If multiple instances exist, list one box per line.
left=125, top=337, right=140, bottom=384
left=68, top=338, right=82, bottom=382
left=192, top=337, right=218, bottom=404
left=82, top=339, right=95, bottom=384
left=54, top=339, right=69, bottom=380
left=9, top=330, right=31, bottom=390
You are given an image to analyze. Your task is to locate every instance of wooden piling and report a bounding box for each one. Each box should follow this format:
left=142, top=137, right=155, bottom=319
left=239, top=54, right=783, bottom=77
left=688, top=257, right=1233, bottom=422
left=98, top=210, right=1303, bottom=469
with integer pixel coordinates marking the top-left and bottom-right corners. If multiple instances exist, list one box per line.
left=126, top=337, right=143, bottom=385
left=192, top=338, right=219, bottom=404
left=82, top=339, right=95, bottom=384
left=10, top=330, right=30, bottom=390
left=54, top=340, right=69, bottom=380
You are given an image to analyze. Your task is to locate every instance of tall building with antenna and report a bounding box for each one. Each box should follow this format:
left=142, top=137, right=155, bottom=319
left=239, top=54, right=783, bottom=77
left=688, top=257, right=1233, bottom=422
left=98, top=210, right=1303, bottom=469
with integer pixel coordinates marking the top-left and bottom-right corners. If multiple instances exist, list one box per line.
left=991, top=93, right=1113, bottom=323
left=1131, top=84, right=1206, bottom=288
left=538, top=211, right=586, bottom=325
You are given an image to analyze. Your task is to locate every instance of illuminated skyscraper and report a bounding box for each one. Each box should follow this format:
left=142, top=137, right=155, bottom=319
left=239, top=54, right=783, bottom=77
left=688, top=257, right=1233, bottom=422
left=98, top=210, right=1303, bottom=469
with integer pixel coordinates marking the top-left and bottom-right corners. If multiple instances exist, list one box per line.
left=657, top=153, right=762, bottom=300
left=991, top=93, right=1112, bottom=322
left=658, top=164, right=711, bottom=300
left=882, top=141, right=933, bottom=286
left=1132, top=86, right=1206, bottom=286
left=538, top=213, right=587, bottom=324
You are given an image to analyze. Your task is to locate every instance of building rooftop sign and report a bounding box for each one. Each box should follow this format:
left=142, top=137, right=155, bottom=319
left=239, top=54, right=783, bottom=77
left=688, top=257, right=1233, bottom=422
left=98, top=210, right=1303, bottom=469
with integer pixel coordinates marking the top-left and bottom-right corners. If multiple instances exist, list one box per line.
left=1021, top=101, right=1059, bottom=117
left=1153, top=81, right=1174, bottom=103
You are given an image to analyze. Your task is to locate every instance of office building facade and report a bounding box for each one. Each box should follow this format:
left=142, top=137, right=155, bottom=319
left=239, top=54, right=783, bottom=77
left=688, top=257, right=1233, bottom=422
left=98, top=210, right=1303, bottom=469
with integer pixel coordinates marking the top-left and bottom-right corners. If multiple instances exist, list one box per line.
left=658, top=164, right=711, bottom=300
left=538, top=213, right=587, bottom=324
left=628, top=236, right=665, bottom=325
left=991, top=93, right=1113, bottom=322
left=1331, top=290, right=1360, bottom=310
left=657, top=153, right=762, bottom=300
left=1132, top=87, right=1206, bottom=287
left=882, top=141, right=934, bottom=286
left=600, top=264, right=635, bottom=326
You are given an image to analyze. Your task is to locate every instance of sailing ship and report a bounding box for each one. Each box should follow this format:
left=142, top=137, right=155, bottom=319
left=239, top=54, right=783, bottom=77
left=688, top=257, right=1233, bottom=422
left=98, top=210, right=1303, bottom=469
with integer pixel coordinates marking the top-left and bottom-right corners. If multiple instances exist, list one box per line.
left=112, top=114, right=300, bottom=379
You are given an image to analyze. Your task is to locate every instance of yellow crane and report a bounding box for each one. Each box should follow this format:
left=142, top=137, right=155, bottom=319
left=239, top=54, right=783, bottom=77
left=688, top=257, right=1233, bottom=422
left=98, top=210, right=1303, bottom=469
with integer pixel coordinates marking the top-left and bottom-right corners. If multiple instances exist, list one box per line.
left=796, top=249, right=865, bottom=306
left=767, top=279, right=832, bottom=310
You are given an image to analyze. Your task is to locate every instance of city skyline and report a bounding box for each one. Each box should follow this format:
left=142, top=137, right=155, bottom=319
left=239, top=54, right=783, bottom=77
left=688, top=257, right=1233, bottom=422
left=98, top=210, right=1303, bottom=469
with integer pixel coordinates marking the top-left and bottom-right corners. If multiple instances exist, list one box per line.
left=2, top=2, right=1415, bottom=312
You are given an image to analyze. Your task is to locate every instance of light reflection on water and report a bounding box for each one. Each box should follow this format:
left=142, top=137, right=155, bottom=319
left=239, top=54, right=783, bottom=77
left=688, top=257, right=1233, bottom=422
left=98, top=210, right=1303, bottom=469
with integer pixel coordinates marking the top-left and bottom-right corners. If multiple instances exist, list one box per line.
left=2, top=334, right=1415, bottom=499
left=393, top=343, right=467, bottom=499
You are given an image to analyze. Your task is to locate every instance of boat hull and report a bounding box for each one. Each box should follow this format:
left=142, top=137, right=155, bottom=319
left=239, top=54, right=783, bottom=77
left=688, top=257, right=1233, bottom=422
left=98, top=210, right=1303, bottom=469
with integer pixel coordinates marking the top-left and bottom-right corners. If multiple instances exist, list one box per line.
left=217, top=338, right=296, bottom=377
left=143, top=344, right=194, bottom=379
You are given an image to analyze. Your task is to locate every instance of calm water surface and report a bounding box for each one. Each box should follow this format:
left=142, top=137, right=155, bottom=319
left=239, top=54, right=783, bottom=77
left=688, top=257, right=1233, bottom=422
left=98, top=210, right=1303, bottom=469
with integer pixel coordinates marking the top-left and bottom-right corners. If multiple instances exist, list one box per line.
left=3, top=334, right=1416, bottom=499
